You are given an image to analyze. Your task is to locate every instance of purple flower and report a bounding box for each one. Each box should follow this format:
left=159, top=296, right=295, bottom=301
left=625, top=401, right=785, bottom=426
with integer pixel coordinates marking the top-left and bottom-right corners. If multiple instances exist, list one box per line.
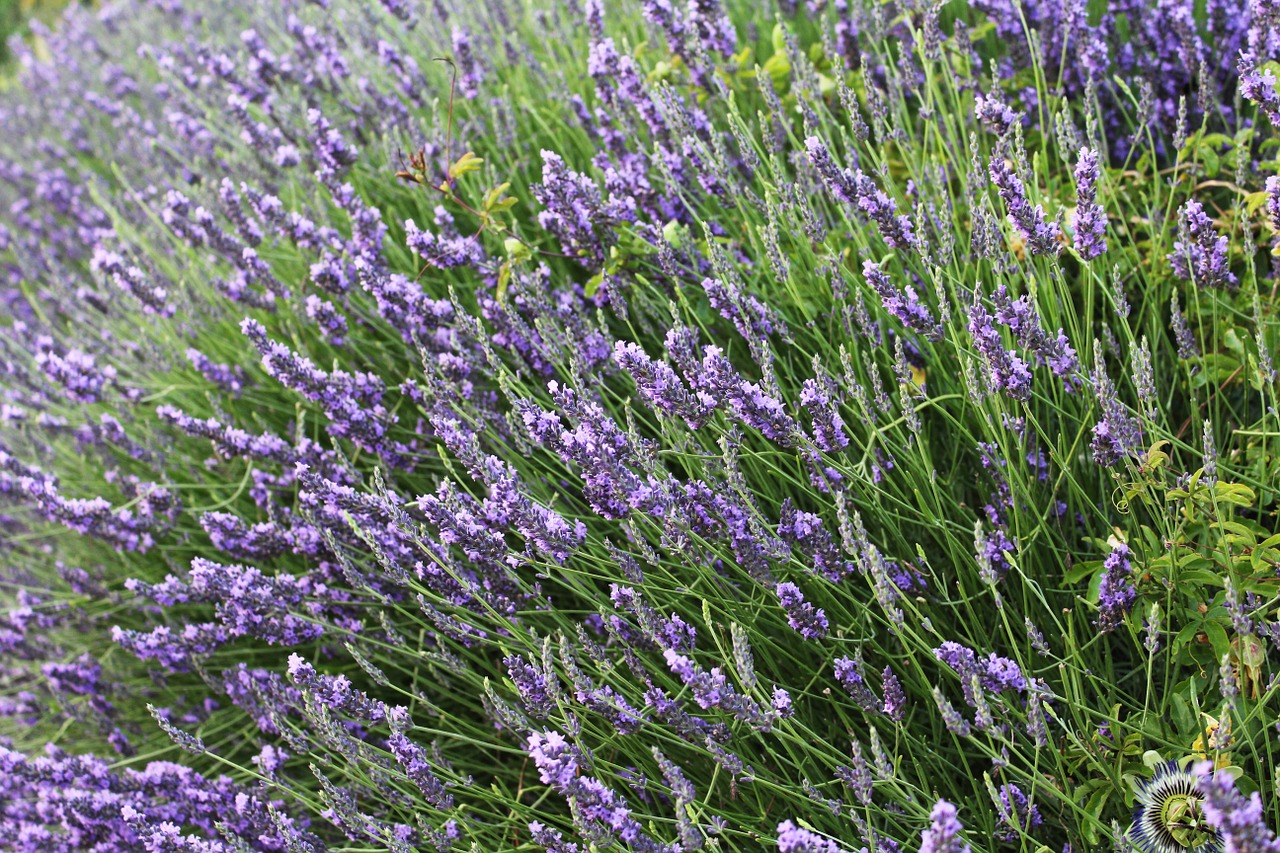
left=355, top=260, right=455, bottom=343
left=882, top=666, right=905, bottom=721
left=687, top=0, right=737, bottom=56
left=1073, top=147, right=1107, bottom=260
left=1169, top=200, right=1236, bottom=289
left=1240, top=51, right=1280, bottom=126
left=772, top=686, right=794, bottom=718
left=836, top=739, right=873, bottom=805
left=1, top=451, right=171, bottom=552
left=527, top=729, right=668, bottom=849
left=701, top=275, right=781, bottom=342
left=662, top=648, right=775, bottom=729
left=36, top=345, right=116, bottom=403
left=1090, top=347, right=1143, bottom=467
left=920, top=800, right=971, bottom=853
left=404, top=217, right=482, bottom=269
left=994, top=783, right=1042, bottom=842
left=687, top=346, right=799, bottom=444
left=806, top=136, right=916, bottom=249
left=975, top=90, right=1020, bottom=136
left=506, top=654, right=557, bottom=718
left=288, top=654, right=388, bottom=721
left=968, top=293, right=1032, bottom=400
left=517, top=383, right=664, bottom=520
left=304, top=294, right=348, bottom=345
left=534, top=150, right=635, bottom=269
left=1096, top=542, right=1136, bottom=633
left=452, top=26, right=483, bottom=99
left=776, top=581, right=829, bottom=640
left=388, top=733, right=453, bottom=809
left=1171, top=291, right=1200, bottom=359
left=614, top=340, right=717, bottom=428
left=1196, top=760, right=1280, bottom=851
left=863, top=261, right=941, bottom=339
left=992, top=284, right=1079, bottom=381
left=933, top=641, right=1026, bottom=705
left=989, top=156, right=1061, bottom=256
left=833, top=654, right=878, bottom=711
left=307, top=107, right=358, bottom=176
left=241, top=318, right=404, bottom=461
left=186, top=349, right=245, bottom=395
left=799, top=374, right=849, bottom=453
left=0, top=744, right=320, bottom=851
left=777, top=820, right=850, bottom=853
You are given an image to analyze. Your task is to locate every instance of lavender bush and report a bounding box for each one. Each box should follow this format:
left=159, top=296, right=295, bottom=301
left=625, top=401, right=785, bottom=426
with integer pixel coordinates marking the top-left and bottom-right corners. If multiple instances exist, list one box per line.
left=2, top=0, right=1280, bottom=850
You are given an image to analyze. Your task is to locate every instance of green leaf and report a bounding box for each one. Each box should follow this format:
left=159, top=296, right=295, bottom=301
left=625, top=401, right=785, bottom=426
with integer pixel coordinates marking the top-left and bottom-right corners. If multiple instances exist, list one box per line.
left=1246, top=190, right=1271, bottom=218
left=1214, top=482, right=1256, bottom=508
left=496, top=261, right=511, bottom=303
left=1172, top=623, right=1200, bottom=656
left=1205, top=620, right=1230, bottom=661
left=448, top=151, right=484, bottom=181
left=1200, top=146, right=1221, bottom=178
left=503, top=237, right=531, bottom=264
left=1178, top=568, right=1224, bottom=588
left=661, top=219, right=683, bottom=250
left=1172, top=691, right=1194, bottom=734
left=1219, top=521, right=1257, bottom=546
left=771, top=23, right=786, bottom=54
left=1065, top=559, right=1101, bottom=585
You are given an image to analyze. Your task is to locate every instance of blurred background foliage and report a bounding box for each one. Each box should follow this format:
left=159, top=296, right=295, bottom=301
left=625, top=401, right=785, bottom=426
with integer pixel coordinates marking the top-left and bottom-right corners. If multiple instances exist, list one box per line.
left=0, top=0, right=82, bottom=68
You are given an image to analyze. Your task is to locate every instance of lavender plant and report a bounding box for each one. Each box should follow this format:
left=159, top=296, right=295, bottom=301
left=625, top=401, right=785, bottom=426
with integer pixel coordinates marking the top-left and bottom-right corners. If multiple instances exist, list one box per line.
left=2, top=0, right=1280, bottom=851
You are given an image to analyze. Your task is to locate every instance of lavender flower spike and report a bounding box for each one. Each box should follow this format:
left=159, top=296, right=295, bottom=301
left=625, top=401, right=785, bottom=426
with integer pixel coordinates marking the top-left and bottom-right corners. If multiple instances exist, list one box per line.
left=989, top=156, right=1062, bottom=257
left=863, top=261, right=942, bottom=340
left=806, top=136, right=916, bottom=250
left=1096, top=542, right=1137, bottom=633
left=1090, top=346, right=1142, bottom=467
left=777, top=820, right=850, bottom=853
left=1171, top=292, right=1199, bottom=359
left=968, top=292, right=1032, bottom=401
left=776, top=581, right=829, bottom=640
left=1169, top=199, right=1236, bottom=289
left=1267, top=175, right=1280, bottom=233
left=1239, top=51, right=1280, bottom=127
left=1195, top=759, right=1280, bottom=851
left=1073, top=147, right=1107, bottom=260
left=920, top=800, right=972, bottom=853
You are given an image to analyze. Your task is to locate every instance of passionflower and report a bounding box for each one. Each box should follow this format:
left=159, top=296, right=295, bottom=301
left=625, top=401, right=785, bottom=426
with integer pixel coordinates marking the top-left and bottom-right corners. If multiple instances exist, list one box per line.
left=1129, top=761, right=1222, bottom=853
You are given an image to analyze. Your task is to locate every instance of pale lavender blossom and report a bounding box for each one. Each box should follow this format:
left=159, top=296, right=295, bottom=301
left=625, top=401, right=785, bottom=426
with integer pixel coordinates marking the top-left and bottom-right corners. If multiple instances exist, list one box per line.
left=989, top=156, right=1061, bottom=256
left=1096, top=542, right=1136, bottom=632
left=806, top=137, right=917, bottom=249
left=1169, top=200, right=1236, bottom=289
left=1240, top=51, right=1280, bottom=126
left=1196, top=760, right=1280, bottom=851
left=863, top=260, right=941, bottom=339
left=776, top=581, right=829, bottom=640
left=920, top=800, right=971, bottom=853
left=1073, top=147, right=1107, bottom=260
left=1090, top=346, right=1143, bottom=467
left=777, top=820, right=849, bottom=853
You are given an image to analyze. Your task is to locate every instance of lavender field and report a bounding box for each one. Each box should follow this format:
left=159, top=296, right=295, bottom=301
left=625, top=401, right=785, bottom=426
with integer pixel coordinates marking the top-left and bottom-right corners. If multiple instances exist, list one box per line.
left=2, top=0, right=1280, bottom=850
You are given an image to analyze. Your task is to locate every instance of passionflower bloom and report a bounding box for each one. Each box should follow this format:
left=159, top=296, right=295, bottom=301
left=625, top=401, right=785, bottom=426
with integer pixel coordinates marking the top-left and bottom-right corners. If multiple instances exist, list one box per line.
left=1129, top=761, right=1222, bottom=853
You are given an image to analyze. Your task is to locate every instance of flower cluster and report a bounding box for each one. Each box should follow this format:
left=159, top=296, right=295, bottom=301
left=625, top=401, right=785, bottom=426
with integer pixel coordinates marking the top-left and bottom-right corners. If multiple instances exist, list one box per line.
left=2, top=0, right=1279, bottom=852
